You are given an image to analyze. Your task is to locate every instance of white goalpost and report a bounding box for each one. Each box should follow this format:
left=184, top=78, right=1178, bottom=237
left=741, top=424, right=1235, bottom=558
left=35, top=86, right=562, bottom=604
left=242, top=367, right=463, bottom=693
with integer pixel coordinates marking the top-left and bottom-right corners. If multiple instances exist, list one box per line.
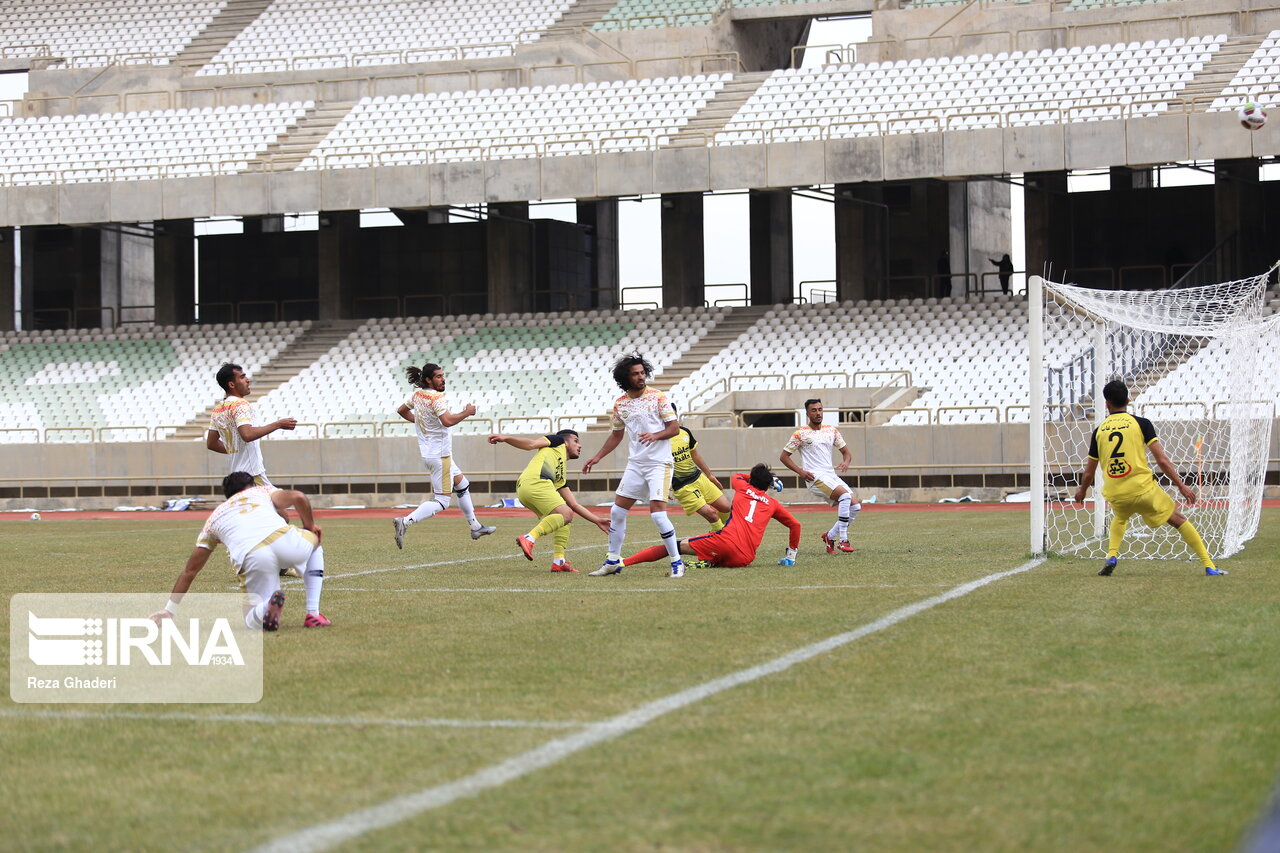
left=1029, top=268, right=1279, bottom=560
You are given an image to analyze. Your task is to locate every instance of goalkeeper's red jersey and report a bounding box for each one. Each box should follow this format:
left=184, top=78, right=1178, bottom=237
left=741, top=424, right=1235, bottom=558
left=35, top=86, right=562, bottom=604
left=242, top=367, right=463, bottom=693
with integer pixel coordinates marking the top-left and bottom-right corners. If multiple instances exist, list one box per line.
left=687, top=473, right=802, bottom=567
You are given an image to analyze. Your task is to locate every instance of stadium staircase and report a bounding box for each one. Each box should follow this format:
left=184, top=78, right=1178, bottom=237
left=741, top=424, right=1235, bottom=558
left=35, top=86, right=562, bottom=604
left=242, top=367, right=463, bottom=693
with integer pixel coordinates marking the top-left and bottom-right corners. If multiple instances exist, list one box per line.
left=174, top=0, right=276, bottom=69
left=168, top=319, right=362, bottom=439
left=1178, top=32, right=1268, bottom=100
left=660, top=304, right=770, bottom=394
left=250, top=101, right=360, bottom=171
left=666, top=71, right=772, bottom=147
left=549, top=0, right=622, bottom=32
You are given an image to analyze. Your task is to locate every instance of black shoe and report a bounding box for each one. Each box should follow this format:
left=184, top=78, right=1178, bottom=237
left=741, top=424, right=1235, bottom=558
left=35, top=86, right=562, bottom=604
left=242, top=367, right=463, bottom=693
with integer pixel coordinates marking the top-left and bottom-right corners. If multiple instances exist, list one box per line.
left=1098, top=557, right=1117, bottom=577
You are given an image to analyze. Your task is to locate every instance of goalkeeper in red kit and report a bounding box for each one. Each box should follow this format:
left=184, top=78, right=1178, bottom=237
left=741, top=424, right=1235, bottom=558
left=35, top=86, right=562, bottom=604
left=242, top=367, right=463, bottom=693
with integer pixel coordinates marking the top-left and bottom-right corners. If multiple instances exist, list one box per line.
left=622, top=463, right=802, bottom=572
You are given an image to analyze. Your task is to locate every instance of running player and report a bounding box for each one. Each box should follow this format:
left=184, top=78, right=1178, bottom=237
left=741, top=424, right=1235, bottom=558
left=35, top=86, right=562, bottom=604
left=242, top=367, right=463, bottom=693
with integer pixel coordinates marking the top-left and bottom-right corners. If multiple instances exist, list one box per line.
left=490, top=429, right=611, bottom=572
left=1072, top=380, right=1224, bottom=576
left=582, top=354, right=683, bottom=577
left=151, top=471, right=330, bottom=630
left=671, top=423, right=732, bottom=532
left=206, top=363, right=296, bottom=488
left=622, top=464, right=801, bottom=570
left=779, top=398, right=861, bottom=554
left=392, top=362, right=496, bottom=548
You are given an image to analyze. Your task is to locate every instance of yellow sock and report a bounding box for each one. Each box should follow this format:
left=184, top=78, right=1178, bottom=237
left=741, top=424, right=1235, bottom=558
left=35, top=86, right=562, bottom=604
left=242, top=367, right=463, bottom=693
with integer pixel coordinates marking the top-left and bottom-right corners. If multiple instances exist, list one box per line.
left=1107, top=516, right=1128, bottom=558
left=1176, top=520, right=1216, bottom=569
left=530, top=513, right=567, bottom=542
left=710, top=517, right=724, bottom=532
left=552, top=524, right=571, bottom=560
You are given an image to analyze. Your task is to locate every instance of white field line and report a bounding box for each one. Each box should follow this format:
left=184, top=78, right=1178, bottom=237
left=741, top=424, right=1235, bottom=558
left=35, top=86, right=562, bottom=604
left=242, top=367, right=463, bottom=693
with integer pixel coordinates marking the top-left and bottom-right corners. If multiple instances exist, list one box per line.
left=321, top=583, right=948, bottom=594
left=0, top=708, right=583, bottom=730
left=272, top=544, right=602, bottom=589
left=0, top=526, right=193, bottom=538
left=249, top=556, right=1047, bottom=853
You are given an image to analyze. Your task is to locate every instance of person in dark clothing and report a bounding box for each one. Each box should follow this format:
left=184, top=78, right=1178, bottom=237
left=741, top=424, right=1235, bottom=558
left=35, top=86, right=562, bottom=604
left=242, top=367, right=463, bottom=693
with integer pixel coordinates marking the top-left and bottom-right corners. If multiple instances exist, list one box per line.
left=990, top=253, right=1014, bottom=294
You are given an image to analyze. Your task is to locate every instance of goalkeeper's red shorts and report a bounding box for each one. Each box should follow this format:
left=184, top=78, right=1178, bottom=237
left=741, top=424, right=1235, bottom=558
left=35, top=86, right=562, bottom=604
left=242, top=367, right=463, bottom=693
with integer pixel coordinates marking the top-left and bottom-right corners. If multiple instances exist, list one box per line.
left=687, top=533, right=754, bottom=568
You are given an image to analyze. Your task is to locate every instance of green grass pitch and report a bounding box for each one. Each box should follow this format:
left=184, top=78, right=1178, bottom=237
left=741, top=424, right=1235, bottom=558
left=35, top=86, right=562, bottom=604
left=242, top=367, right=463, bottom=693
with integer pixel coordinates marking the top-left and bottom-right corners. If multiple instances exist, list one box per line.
left=1, top=506, right=1277, bottom=852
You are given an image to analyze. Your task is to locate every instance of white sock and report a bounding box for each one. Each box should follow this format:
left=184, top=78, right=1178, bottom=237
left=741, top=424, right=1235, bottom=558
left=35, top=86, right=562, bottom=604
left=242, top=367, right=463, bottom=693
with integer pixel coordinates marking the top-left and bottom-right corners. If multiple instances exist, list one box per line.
left=608, top=504, right=629, bottom=557
left=244, top=591, right=275, bottom=630
left=652, top=511, right=680, bottom=560
left=304, top=547, right=324, bottom=615
left=456, top=477, right=480, bottom=528
left=835, top=494, right=852, bottom=541
left=407, top=495, right=449, bottom=525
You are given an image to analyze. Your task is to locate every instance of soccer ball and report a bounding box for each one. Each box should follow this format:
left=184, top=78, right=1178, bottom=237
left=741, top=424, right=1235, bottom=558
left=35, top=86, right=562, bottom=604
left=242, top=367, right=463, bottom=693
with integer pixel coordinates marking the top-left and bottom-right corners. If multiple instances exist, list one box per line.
left=30, top=512, right=41, bottom=521
left=1239, top=100, right=1267, bottom=130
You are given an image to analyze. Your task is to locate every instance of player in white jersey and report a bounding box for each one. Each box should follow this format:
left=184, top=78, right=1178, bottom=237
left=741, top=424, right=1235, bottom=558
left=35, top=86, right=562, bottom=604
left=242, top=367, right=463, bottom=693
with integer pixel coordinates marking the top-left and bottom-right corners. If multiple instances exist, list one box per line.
left=206, top=363, right=297, bottom=489
left=391, top=362, right=496, bottom=548
left=780, top=398, right=862, bottom=554
left=582, top=354, right=684, bottom=577
left=150, top=472, right=330, bottom=631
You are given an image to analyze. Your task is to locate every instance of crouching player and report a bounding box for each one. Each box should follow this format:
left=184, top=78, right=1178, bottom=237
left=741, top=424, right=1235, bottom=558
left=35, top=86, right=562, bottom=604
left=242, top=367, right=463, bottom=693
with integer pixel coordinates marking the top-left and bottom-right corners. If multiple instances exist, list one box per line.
left=490, top=430, right=611, bottom=572
left=151, top=471, right=329, bottom=630
left=622, top=463, right=801, bottom=575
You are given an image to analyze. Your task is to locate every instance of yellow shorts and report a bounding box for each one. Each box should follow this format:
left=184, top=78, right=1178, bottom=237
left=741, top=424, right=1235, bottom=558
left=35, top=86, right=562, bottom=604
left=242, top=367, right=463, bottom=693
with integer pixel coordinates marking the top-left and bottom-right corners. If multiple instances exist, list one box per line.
left=675, top=473, right=724, bottom=516
left=517, top=478, right=566, bottom=518
left=1107, top=484, right=1175, bottom=528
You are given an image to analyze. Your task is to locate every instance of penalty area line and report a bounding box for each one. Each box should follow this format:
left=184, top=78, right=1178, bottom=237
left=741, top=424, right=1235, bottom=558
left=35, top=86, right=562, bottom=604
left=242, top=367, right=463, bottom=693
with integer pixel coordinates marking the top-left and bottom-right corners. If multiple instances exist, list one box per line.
left=320, top=583, right=948, bottom=594
left=248, top=555, right=1047, bottom=853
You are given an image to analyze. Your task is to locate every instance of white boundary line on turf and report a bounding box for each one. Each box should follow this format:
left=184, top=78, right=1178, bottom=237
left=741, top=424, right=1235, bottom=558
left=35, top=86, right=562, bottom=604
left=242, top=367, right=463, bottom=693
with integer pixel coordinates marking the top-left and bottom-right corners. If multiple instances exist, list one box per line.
left=248, top=555, right=1048, bottom=853
left=0, top=708, right=583, bottom=730
left=321, top=583, right=947, bottom=594
left=273, top=544, right=602, bottom=588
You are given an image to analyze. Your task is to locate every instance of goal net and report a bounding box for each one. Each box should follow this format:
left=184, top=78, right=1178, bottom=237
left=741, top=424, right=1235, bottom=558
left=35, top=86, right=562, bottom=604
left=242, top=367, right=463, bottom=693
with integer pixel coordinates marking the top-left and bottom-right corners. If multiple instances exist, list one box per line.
left=1029, top=269, right=1278, bottom=561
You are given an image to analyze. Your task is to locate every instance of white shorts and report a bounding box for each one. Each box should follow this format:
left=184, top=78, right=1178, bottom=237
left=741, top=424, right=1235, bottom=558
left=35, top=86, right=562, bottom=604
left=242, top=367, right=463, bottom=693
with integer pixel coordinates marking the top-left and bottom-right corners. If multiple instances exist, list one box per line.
left=807, top=471, right=851, bottom=505
left=239, top=527, right=318, bottom=611
left=420, top=456, right=460, bottom=496
left=617, top=462, right=673, bottom=503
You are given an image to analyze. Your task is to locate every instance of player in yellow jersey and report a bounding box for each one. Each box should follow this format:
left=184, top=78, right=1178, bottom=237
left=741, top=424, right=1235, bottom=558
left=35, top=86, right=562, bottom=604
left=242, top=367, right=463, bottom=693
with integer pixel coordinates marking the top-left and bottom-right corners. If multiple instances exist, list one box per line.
left=489, top=429, right=610, bottom=572
left=670, top=424, right=732, bottom=532
left=1072, top=380, right=1224, bottom=576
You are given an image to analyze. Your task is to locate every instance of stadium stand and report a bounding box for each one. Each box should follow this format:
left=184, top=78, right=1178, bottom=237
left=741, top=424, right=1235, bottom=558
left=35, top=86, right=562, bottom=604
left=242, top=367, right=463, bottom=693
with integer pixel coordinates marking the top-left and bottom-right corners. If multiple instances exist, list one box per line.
left=299, top=75, right=729, bottom=168
left=0, top=103, right=311, bottom=185
left=195, top=0, right=572, bottom=74
left=0, top=322, right=304, bottom=443
left=252, top=306, right=728, bottom=436
left=717, top=37, right=1224, bottom=143
left=0, top=0, right=224, bottom=67
left=591, top=0, right=813, bottom=30
left=1210, top=30, right=1280, bottom=111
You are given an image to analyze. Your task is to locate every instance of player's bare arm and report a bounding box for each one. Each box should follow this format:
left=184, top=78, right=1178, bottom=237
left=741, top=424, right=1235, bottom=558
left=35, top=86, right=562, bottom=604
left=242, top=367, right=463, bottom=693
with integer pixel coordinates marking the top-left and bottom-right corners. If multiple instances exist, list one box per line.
left=440, top=403, right=477, bottom=428
left=560, top=487, right=611, bottom=532
left=637, top=418, right=680, bottom=445
left=1072, top=458, right=1100, bottom=503
left=488, top=434, right=550, bottom=452
left=396, top=403, right=415, bottom=423
left=583, top=428, right=624, bottom=473
left=273, top=488, right=321, bottom=542
left=205, top=429, right=228, bottom=454
left=690, top=447, right=723, bottom=488
left=1150, top=440, right=1197, bottom=502
left=149, top=546, right=214, bottom=623
left=837, top=445, right=852, bottom=474
left=237, top=419, right=297, bottom=443
left=779, top=449, right=814, bottom=482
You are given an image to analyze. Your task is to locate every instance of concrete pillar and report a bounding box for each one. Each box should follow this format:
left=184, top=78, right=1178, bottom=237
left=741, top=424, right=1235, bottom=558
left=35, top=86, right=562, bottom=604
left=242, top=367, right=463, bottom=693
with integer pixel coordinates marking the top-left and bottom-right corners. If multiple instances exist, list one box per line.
left=577, top=198, right=619, bottom=308
left=749, top=189, right=793, bottom=306
left=318, top=210, right=360, bottom=321
left=833, top=183, right=885, bottom=302
left=1215, top=159, right=1263, bottom=278
left=486, top=201, right=533, bottom=315
left=154, top=219, right=195, bottom=326
left=19, top=228, right=36, bottom=328
left=0, top=228, right=13, bottom=331
left=1023, top=171, right=1069, bottom=285
left=660, top=192, right=704, bottom=308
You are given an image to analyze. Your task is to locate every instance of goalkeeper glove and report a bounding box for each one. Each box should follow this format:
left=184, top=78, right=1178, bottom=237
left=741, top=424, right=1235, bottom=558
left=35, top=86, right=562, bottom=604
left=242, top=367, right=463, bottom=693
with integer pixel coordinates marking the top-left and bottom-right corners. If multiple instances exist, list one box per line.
left=778, top=547, right=797, bottom=566
left=772, top=476, right=784, bottom=493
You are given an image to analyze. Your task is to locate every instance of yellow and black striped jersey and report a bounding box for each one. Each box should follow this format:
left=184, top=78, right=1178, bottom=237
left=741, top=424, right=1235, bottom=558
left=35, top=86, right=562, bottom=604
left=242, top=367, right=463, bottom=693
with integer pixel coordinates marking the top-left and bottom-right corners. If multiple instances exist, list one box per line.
left=1087, top=411, right=1159, bottom=501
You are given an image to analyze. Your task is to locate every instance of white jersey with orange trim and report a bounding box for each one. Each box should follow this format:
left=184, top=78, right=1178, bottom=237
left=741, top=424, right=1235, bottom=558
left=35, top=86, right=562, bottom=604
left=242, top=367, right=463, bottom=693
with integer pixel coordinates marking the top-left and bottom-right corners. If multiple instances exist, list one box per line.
left=782, top=424, right=847, bottom=477
left=405, top=388, right=453, bottom=458
left=609, top=387, right=676, bottom=466
left=208, top=396, right=266, bottom=477
left=195, top=486, right=289, bottom=572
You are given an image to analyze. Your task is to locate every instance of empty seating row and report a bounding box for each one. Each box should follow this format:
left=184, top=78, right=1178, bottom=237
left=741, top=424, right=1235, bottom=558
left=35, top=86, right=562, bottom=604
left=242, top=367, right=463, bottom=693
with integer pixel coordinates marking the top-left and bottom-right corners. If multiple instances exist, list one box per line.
left=0, top=0, right=222, bottom=67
